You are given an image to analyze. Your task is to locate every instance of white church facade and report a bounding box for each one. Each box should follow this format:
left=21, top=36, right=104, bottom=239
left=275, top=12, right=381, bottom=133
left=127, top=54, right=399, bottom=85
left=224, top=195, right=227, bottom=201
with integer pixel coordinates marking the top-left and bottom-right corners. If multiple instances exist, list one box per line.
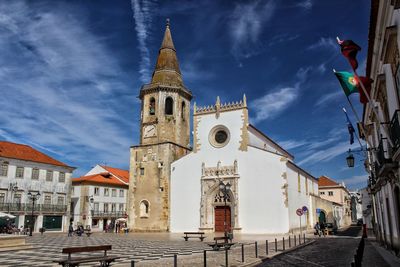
left=128, top=21, right=320, bottom=234
left=170, top=97, right=319, bottom=234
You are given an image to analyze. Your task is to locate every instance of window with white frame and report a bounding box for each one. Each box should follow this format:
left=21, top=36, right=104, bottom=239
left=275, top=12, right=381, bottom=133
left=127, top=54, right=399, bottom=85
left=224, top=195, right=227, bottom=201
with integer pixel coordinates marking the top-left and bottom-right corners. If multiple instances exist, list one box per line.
left=104, top=203, right=109, bottom=212
left=119, top=189, right=124, bottom=197
left=31, top=168, right=39, bottom=180
left=328, top=191, right=334, bottom=196
left=111, top=203, right=116, bottom=212
left=94, top=187, right=99, bottom=196
left=320, top=191, right=325, bottom=195
left=94, top=202, right=99, bottom=212
left=104, top=188, right=109, bottom=196
left=16, top=167, right=24, bottom=178
left=58, top=172, right=65, bottom=183
left=44, top=195, right=52, bottom=205
left=14, top=193, right=21, bottom=203
left=119, top=203, right=124, bottom=211
left=46, top=170, right=53, bottom=181
left=0, top=162, right=8, bottom=177
left=0, top=193, right=5, bottom=203
left=57, top=196, right=64, bottom=205
left=112, top=189, right=116, bottom=197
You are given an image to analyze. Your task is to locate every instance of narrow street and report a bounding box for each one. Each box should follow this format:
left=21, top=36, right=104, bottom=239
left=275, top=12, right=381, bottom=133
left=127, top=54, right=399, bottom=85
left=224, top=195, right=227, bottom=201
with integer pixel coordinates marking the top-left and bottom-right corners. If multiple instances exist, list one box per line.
left=257, top=226, right=387, bottom=267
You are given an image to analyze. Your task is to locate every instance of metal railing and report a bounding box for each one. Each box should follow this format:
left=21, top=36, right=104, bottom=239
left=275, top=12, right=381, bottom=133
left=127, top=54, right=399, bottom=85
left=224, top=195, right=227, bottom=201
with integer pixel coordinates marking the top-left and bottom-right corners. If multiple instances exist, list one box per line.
left=92, top=211, right=126, bottom=217
left=0, top=203, right=67, bottom=213
left=390, top=110, right=400, bottom=152
left=377, top=137, right=392, bottom=165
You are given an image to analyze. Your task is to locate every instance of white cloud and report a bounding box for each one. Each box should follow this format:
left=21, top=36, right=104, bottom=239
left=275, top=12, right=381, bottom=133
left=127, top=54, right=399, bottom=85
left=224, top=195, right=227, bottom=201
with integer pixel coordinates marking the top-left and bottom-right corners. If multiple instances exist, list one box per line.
left=340, top=175, right=368, bottom=188
left=315, top=91, right=342, bottom=107
left=130, top=0, right=156, bottom=83
left=296, top=0, right=313, bottom=10
left=307, top=37, right=337, bottom=51
left=250, top=87, right=298, bottom=123
left=297, top=141, right=354, bottom=165
left=279, top=140, right=308, bottom=150
left=230, top=0, right=276, bottom=59
left=0, top=1, right=136, bottom=174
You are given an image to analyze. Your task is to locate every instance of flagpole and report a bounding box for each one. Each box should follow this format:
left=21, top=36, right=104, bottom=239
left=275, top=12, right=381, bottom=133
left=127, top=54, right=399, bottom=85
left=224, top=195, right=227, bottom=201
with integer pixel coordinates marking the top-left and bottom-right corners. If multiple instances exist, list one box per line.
left=353, top=69, right=394, bottom=147
left=336, top=36, right=394, bottom=147
left=343, top=106, right=365, bottom=154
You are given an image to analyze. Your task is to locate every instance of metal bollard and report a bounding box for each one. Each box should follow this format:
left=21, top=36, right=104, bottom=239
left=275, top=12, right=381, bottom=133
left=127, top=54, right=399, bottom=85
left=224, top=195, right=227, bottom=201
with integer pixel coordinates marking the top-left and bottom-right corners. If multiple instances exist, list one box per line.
left=303, top=233, right=305, bottom=243
left=255, top=241, right=258, bottom=258
left=275, top=238, right=277, bottom=252
left=174, top=254, right=177, bottom=267
left=241, top=243, right=244, bottom=262
left=282, top=237, right=285, bottom=251
left=225, top=248, right=229, bottom=267
left=294, top=235, right=297, bottom=246
left=131, top=260, right=135, bottom=267
left=204, top=250, right=207, bottom=267
left=299, top=234, right=301, bottom=244
left=266, top=240, right=269, bottom=255
left=289, top=236, right=291, bottom=248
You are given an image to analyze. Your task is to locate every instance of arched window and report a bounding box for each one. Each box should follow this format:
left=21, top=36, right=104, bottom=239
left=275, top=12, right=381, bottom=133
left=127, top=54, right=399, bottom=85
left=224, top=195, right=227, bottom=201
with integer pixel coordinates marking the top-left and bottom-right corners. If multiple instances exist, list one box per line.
left=140, top=200, right=150, bottom=217
left=165, top=97, right=173, bottom=115
left=181, top=101, right=186, bottom=120
left=149, top=97, right=156, bottom=115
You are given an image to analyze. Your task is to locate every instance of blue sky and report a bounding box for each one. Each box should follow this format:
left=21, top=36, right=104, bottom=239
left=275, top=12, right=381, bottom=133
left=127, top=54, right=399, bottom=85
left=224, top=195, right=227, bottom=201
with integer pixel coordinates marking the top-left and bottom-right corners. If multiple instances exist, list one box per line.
left=0, top=0, right=370, bottom=189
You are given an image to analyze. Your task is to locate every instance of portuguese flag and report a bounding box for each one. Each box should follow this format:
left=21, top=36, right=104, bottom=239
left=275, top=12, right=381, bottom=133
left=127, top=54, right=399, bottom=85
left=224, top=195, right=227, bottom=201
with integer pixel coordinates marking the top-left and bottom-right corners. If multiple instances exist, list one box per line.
left=334, top=71, right=358, bottom=96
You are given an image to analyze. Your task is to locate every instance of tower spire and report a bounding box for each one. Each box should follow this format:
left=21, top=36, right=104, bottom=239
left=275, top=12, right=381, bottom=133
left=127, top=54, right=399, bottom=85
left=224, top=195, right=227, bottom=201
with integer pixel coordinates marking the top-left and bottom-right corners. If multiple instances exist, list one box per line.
left=150, top=19, right=182, bottom=86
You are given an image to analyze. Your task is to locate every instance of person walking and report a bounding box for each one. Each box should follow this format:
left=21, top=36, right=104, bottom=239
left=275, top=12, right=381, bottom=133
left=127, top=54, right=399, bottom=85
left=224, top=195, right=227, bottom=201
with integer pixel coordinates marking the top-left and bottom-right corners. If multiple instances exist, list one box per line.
left=68, top=223, right=74, bottom=237
left=320, top=222, right=326, bottom=237
left=314, top=222, right=321, bottom=237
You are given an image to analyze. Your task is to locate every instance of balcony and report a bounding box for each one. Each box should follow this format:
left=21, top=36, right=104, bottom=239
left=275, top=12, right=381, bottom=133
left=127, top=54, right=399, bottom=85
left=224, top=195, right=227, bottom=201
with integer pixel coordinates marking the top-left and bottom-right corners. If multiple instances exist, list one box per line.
left=92, top=211, right=126, bottom=218
left=0, top=203, right=67, bottom=214
left=375, top=137, right=397, bottom=176
left=390, top=110, right=400, bottom=158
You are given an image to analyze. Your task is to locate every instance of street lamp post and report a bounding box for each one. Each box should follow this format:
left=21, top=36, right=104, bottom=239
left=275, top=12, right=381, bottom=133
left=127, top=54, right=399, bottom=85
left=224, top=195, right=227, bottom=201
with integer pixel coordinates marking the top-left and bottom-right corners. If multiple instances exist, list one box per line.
left=219, top=181, right=231, bottom=242
left=28, top=192, right=41, bottom=236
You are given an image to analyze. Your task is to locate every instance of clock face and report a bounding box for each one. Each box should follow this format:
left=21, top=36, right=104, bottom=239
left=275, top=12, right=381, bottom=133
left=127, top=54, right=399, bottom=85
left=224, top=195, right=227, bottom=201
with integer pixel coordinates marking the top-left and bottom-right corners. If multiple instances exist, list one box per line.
left=143, top=124, right=157, bottom=138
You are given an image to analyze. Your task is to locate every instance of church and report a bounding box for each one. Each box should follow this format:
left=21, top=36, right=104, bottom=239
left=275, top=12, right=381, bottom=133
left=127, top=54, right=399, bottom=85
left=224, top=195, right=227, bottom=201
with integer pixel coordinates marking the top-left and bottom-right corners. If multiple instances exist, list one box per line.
left=128, top=21, right=319, bottom=234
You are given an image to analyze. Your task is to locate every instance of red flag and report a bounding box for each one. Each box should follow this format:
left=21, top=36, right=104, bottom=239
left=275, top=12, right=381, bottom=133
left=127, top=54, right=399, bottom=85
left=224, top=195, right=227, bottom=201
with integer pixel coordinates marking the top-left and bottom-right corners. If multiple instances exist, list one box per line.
left=339, top=40, right=361, bottom=70
left=355, top=76, right=373, bottom=104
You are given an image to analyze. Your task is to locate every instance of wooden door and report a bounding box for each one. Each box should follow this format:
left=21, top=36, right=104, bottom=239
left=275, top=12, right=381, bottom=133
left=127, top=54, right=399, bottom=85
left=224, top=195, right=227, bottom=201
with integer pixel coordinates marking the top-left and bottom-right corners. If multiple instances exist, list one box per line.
left=215, top=206, right=231, bottom=232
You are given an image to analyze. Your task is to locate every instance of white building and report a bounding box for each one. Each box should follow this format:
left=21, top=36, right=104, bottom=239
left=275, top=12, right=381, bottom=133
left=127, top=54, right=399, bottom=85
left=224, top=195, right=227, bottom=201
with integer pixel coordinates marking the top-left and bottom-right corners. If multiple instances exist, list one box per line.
left=0, top=141, right=75, bottom=232
left=349, top=191, right=363, bottom=222
left=362, top=0, right=400, bottom=253
left=170, top=97, right=319, bottom=234
left=360, top=187, right=373, bottom=229
left=71, top=165, right=129, bottom=232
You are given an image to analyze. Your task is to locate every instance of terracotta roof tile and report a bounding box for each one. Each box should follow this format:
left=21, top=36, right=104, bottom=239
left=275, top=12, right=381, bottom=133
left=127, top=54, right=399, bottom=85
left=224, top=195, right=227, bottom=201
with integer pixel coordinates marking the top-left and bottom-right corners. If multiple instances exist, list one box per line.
left=318, top=176, right=339, bottom=187
left=101, top=165, right=129, bottom=184
left=72, top=172, right=127, bottom=187
left=0, top=141, right=69, bottom=167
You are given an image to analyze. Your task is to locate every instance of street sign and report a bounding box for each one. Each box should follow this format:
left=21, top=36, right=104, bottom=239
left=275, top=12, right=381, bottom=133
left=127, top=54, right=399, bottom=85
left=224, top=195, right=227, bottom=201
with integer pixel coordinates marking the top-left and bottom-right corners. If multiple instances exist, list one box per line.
left=302, top=206, right=308, bottom=213
left=296, top=208, right=303, bottom=216
left=316, top=208, right=321, bottom=214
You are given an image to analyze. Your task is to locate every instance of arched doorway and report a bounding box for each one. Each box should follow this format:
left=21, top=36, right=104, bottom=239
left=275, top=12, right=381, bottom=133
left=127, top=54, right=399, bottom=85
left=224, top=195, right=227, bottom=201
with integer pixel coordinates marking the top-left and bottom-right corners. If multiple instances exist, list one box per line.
left=319, top=210, right=326, bottom=224
left=215, top=206, right=231, bottom=232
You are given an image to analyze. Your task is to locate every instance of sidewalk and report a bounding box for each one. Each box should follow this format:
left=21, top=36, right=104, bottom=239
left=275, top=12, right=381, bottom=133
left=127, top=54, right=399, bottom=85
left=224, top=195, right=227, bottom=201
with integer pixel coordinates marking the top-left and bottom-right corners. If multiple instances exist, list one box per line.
left=115, top=236, right=314, bottom=267
left=361, top=230, right=400, bottom=267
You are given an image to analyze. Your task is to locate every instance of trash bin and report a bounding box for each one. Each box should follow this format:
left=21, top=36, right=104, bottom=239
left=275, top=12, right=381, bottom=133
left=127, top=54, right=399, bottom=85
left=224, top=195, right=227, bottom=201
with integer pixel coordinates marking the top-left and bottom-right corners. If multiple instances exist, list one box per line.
left=39, top=227, right=46, bottom=235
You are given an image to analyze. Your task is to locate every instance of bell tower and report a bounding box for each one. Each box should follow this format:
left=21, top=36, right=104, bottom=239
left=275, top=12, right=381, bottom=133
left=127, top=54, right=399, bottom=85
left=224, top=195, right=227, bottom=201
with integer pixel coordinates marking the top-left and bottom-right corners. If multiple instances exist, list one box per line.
left=128, top=20, right=192, bottom=232
left=139, top=19, right=192, bottom=147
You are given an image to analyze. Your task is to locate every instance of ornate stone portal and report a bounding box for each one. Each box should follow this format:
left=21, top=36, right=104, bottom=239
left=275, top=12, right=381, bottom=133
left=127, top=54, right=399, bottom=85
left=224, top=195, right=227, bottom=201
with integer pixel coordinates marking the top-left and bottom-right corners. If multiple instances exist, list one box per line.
left=199, top=160, right=240, bottom=232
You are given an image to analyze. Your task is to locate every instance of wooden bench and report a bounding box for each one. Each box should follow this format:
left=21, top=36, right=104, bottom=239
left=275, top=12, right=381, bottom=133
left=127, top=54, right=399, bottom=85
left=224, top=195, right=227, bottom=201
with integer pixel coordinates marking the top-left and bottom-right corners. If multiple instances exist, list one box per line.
left=183, top=232, right=205, bottom=241
left=207, top=237, right=235, bottom=251
left=54, top=245, right=119, bottom=267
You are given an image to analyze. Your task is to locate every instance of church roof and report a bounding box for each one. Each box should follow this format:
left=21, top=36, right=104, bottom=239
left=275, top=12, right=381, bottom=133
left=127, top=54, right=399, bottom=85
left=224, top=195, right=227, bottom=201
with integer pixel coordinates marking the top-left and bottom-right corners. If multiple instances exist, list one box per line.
left=150, top=19, right=183, bottom=86
left=0, top=140, right=73, bottom=168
